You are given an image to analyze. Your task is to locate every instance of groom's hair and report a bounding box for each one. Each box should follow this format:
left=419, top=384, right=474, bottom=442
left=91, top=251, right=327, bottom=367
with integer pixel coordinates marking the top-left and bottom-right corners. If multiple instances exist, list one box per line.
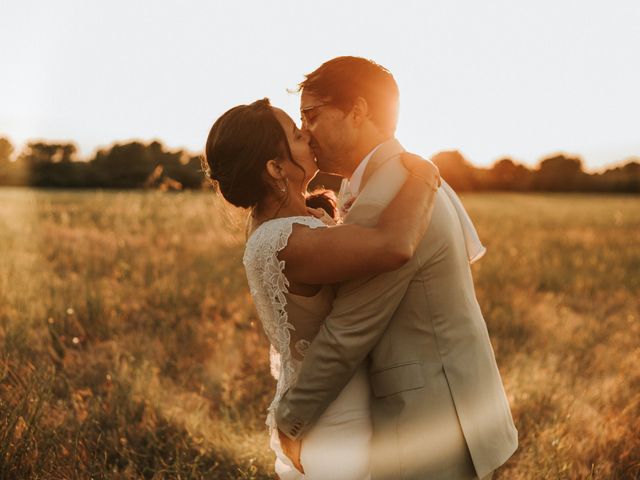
left=298, top=56, right=399, bottom=135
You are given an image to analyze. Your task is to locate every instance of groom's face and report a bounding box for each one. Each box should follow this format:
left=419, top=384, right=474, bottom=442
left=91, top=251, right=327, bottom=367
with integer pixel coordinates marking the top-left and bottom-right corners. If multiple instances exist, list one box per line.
left=300, top=90, right=357, bottom=176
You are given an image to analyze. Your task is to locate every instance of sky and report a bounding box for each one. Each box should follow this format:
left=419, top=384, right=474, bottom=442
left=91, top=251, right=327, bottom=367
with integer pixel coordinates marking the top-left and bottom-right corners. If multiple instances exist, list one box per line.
left=1, top=0, right=639, bottom=171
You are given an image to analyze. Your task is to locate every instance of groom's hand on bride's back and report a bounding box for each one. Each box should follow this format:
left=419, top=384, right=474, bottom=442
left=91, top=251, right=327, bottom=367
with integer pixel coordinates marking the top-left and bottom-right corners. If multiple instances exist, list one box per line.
left=278, top=428, right=304, bottom=474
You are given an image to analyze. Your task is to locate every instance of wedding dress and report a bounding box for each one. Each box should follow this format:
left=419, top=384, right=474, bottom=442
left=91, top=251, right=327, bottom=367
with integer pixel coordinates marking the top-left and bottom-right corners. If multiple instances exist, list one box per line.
left=243, top=216, right=372, bottom=480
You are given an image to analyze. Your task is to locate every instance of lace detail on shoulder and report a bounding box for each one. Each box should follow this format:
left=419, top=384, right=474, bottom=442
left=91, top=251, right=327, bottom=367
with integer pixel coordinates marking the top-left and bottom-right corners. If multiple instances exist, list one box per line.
left=242, top=216, right=326, bottom=431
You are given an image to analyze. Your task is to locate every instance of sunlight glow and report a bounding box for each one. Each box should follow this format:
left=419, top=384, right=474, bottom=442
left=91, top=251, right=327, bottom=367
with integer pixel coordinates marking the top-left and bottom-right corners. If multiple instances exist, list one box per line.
left=1, top=0, right=639, bottom=171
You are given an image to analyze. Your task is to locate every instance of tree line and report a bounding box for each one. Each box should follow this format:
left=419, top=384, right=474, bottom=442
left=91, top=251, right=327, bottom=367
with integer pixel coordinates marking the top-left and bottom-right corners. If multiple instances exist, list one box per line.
left=0, top=137, right=638, bottom=193
left=0, top=138, right=203, bottom=191
left=431, top=150, right=640, bottom=193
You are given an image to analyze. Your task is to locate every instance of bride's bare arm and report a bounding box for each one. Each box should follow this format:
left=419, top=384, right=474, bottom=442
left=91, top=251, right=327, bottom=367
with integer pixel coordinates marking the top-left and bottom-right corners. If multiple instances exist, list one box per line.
left=280, top=153, right=441, bottom=285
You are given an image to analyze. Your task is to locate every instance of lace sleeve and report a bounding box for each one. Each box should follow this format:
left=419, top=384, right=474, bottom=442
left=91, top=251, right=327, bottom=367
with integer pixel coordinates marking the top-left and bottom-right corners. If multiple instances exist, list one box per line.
left=242, top=216, right=326, bottom=430
left=269, top=344, right=281, bottom=380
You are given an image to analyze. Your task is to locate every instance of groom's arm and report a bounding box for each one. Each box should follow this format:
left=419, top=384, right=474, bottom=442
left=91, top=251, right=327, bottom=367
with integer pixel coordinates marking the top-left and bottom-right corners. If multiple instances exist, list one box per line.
left=275, top=160, right=426, bottom=440
left=276, top=225, right=421, bottom=440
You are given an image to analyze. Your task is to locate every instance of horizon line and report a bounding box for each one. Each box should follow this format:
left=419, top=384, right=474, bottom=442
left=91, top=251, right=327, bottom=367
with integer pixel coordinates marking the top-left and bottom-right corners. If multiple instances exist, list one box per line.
left=1, top=133, right=638, bottom=175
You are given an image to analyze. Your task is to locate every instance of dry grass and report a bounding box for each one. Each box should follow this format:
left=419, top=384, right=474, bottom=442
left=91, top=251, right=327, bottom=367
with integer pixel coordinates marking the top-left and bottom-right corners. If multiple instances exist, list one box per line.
left=0, top=188, right=638, bottom=479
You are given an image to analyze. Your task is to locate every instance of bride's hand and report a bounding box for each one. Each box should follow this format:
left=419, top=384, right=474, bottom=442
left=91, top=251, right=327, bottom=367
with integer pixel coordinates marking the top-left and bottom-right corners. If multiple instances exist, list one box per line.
left=307, top=206, right=337, bottom=226
left=278, top=428, right=305, bottom=473
left=401, top=152, right=441, bottom=191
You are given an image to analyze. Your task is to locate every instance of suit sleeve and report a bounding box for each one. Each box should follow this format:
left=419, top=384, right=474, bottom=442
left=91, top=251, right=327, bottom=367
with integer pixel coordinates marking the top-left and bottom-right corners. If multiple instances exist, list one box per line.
left=275, top=160, right=423, bottom=440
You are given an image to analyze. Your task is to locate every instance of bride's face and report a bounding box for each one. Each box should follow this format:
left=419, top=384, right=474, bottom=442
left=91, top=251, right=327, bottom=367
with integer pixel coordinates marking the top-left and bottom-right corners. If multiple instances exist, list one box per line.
left=272, top=108, right=318, bottom=190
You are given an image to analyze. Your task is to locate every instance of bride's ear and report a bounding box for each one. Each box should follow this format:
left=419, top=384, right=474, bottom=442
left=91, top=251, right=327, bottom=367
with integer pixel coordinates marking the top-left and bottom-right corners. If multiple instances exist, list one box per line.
left=265, top=159, right=285, bottom=181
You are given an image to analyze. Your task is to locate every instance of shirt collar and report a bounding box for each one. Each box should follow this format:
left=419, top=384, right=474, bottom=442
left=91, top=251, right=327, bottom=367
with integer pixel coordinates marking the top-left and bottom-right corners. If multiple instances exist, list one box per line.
left=348, top=143, right=384, bottom=196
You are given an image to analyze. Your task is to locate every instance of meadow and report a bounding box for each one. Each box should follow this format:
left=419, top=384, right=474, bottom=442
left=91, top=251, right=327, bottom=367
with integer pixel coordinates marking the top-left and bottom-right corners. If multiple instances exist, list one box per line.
left=0, top=188, right=638, bottom=479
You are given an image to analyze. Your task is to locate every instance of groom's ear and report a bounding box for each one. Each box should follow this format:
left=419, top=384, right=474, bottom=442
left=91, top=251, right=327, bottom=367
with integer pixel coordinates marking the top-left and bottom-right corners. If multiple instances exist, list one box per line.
left=350, top=96, right=369, bottom=126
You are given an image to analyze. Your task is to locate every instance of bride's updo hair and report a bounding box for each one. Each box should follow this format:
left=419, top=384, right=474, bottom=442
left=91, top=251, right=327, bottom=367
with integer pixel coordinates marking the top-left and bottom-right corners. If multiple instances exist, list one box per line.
left=203, top=98, right=292, bottom=208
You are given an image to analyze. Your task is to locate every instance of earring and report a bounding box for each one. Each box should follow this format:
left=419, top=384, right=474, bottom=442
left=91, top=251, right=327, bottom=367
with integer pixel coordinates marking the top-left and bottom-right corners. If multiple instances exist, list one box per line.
left=280, top=177, right=288, bottom=193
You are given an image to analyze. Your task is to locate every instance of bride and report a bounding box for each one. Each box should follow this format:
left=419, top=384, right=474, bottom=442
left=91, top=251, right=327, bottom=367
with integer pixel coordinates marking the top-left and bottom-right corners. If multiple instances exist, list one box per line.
left=202, top=98, right=440, bottom=479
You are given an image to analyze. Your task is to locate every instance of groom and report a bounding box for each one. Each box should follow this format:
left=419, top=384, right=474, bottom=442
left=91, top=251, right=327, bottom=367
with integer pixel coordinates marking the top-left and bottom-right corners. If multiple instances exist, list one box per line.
left=276, top=56, right=518, bottom=479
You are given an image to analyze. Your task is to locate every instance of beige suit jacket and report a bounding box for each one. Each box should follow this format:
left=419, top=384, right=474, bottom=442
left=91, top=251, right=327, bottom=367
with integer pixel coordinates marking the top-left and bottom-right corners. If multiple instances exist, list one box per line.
left=276, top=139, right=518, bottom=479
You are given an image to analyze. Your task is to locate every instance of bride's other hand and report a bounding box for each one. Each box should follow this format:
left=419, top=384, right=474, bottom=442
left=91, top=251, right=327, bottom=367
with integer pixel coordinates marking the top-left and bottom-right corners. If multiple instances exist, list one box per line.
left=307, top=206, right=337, bottom=226
left=278, top=428, right=305, bottom=473
left=401, top=152, right=441, bottom=191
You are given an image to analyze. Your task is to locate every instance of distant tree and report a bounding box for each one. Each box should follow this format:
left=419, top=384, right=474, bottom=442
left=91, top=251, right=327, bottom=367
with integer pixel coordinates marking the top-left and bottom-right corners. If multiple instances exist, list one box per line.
left=89, top=141, right=156, bottom=188
left=14, top=141, right=80, bottom=186
left=85, top=140, right=206, bottom=189
left=156, top=150, right=200, bottom=189
left=622, top=160, right=640, bottom=175
left=1, top=135, right=636, bottom=193
left=594, top=159, right=640, bottom=193
left=533, top=154, right=586, bottom=191
left=431, top=150, right=477, bottom=191
left=621, top=161, right=640, bottom=192
left=488, top=158, right=533, bottom=191
left=0, top=137, right=15, bottom=185
left=18, top=141, right=77, bottom=165
left=173, top=154, right=210, bottom=189
left=0, top=137, right=13, bottom=166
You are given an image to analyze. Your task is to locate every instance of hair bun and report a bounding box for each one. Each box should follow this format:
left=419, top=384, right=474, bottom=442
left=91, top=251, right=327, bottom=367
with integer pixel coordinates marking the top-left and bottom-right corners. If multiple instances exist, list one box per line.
left=203, top=99, right=288, bottom=209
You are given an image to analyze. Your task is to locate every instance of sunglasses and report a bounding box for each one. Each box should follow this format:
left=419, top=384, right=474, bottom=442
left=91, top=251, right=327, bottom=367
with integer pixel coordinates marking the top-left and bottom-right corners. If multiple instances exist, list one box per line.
left=300, top=102, right=332, bottom=126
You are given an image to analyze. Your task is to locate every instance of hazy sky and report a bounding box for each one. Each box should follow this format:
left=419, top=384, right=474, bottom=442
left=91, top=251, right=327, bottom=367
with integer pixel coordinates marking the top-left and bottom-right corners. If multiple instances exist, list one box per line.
left=2, top=0, right=639, bottom=170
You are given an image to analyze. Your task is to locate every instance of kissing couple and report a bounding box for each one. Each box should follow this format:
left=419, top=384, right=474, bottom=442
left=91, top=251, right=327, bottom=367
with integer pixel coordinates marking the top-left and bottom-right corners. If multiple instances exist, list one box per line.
left=202, top=56, right=518, bottom=480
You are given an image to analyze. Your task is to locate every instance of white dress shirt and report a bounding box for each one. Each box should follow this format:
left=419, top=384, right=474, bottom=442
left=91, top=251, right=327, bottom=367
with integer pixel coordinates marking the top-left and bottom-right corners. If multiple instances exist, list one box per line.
left=337, top=143, right=384, bottom=211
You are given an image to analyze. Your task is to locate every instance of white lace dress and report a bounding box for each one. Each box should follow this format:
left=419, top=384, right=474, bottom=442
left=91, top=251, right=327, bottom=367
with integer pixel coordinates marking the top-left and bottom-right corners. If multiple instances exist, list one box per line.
left=243, top=216, right=372, bottom=480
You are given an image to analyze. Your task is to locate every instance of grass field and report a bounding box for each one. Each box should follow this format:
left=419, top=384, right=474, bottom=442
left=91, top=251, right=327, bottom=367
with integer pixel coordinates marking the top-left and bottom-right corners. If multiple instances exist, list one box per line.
left=0, top=188, right=639, bottom=479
